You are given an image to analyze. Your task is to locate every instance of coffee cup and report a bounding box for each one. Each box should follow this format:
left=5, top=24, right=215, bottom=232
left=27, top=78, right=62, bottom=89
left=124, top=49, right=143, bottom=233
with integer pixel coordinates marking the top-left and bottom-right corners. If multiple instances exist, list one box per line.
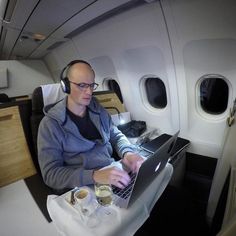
left=74, top=188, right=95, bottom=216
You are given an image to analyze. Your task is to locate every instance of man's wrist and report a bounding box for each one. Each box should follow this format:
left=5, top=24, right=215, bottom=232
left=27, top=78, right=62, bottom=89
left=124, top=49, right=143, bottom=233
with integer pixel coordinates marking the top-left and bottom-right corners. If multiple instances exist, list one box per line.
left=122, top=151, right=133, bottom=158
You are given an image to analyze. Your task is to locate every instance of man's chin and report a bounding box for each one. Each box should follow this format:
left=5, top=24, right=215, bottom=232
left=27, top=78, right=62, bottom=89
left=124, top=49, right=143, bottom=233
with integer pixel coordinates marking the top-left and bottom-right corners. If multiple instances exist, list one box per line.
left=83, top=99, right=91, bottom=105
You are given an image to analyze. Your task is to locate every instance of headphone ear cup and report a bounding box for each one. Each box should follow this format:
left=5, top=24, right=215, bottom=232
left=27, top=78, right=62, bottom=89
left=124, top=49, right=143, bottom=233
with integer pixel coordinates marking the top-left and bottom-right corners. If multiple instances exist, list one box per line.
left=60, top=77, right=70, bottom=94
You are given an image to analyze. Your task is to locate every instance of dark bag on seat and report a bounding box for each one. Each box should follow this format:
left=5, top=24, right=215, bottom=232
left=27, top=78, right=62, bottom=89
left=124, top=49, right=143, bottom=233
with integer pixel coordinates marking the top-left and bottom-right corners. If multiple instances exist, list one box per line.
left=117, top=120, right=146, bottom=138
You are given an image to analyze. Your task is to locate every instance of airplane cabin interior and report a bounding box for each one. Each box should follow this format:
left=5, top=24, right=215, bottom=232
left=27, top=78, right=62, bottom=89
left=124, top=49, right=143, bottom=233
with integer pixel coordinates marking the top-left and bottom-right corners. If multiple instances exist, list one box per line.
left=0, top=0, right=236, bottom=235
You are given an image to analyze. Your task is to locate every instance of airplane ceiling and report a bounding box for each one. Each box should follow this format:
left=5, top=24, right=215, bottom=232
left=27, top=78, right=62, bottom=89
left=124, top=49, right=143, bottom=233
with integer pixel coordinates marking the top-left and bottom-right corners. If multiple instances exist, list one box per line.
left=0, top=0, right=144, bottom=60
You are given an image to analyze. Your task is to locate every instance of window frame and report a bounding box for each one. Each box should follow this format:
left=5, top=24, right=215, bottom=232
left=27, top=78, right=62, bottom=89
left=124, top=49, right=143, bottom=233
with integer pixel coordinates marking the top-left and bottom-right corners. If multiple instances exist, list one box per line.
left=140, top=75, right=168, bottom=112
left=102, top=77, right=123, bottom=103
left=196, top=74, right=231, bottom=120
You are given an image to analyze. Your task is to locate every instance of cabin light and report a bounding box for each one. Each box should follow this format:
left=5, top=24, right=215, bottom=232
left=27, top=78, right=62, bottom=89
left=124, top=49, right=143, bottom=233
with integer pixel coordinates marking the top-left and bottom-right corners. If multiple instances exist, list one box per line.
left=32, top=33, right=46, bottom=41
left=119, top=114, right=125, bottom=125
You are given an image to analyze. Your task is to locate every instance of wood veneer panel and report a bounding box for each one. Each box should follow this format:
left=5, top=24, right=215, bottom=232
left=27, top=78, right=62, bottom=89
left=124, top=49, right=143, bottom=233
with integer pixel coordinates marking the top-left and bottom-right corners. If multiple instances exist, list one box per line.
left=0, top=106, right=36, bottom=187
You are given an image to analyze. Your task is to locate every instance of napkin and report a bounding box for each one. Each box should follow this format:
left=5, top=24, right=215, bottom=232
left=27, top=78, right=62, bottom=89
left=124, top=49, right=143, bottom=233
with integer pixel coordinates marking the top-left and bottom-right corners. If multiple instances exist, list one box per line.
left=47, top=163, right=173, bottom=236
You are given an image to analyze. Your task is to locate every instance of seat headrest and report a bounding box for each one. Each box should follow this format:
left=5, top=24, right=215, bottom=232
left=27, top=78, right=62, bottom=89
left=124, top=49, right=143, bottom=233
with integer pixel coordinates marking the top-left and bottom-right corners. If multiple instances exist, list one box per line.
left=0, top=93, right=11, bottom=103
left=31, top=87, right=44, bottom=113
left=31, top=83, right=65, bottom=113
left=41, top=83, right=65, bottom=106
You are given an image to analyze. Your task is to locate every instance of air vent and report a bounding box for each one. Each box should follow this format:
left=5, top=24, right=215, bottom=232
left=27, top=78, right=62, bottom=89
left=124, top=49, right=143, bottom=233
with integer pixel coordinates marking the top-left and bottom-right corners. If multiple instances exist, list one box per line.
left=144, top=0, right=157, bottom=3
left=47, top=41, right=65, bottom=50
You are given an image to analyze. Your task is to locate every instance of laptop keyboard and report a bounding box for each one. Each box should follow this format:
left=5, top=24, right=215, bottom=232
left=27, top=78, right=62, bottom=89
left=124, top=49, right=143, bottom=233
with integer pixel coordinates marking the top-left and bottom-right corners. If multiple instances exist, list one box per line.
left=112, top=148, right=152, bottom=200
left=112, top=172, right=137, bottom=199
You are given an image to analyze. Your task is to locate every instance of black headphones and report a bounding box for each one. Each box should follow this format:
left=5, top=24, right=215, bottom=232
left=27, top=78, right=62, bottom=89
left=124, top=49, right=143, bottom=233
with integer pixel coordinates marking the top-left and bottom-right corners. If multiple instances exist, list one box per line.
left=60, top=60, right=94, bottom=94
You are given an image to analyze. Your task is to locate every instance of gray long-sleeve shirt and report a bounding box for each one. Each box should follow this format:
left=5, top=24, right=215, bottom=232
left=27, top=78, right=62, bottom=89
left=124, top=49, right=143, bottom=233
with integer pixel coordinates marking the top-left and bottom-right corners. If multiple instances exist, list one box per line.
left=37, top=96, right=134, bottom=191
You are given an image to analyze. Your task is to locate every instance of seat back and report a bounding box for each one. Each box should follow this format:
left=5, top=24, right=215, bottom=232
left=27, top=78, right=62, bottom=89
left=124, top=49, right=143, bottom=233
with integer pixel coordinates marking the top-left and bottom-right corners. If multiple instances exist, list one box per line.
left=30, top=87, right=45, bottom=173
left=30, top=83, right=65, bottom=173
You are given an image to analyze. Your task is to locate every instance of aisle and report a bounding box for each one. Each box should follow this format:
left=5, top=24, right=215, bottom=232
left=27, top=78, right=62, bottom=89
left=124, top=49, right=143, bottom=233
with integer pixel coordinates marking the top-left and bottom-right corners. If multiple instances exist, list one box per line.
left=134, top=185, right=210, bottom=236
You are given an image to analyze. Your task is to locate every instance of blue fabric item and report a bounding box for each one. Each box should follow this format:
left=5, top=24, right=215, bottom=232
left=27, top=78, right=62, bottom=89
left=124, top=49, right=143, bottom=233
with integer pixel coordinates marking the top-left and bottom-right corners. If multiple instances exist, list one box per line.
left=37, top=96, right=135, bottom=191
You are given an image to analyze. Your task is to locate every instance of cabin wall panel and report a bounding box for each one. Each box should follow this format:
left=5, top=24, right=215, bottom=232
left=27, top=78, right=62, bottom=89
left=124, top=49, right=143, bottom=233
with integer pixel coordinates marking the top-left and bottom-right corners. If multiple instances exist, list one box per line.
left=121, top=45, right=173, bottom=130
left=0, top=60, right=53, bottom=97
left=162, top=0, right=236, bottom=158
left=183, top=39, right=236, bottom=148
left=89, top=56, right=119, bottom=86
left=44, top=41, right=81, bottom=82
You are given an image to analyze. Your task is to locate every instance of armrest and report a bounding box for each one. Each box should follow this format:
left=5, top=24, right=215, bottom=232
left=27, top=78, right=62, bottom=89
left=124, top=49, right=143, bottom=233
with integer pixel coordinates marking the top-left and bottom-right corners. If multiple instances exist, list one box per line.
left=141, top=133, right=190, bottom=157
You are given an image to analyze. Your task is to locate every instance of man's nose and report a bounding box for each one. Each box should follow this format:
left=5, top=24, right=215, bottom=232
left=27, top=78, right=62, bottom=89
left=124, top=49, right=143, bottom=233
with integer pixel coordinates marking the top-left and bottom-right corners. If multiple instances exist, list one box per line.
left=84, top=86, right=93, bottom=94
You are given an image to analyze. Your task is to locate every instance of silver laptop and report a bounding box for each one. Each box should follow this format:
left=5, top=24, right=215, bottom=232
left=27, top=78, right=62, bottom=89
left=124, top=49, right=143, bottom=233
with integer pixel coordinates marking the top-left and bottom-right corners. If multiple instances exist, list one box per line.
left=112, top=131, right=179, bottom=208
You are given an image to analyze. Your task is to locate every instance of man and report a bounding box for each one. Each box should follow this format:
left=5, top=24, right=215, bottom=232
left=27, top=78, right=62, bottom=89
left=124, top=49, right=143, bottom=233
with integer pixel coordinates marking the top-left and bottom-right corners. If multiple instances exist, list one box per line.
left=37, top=60, right=143, bottom=192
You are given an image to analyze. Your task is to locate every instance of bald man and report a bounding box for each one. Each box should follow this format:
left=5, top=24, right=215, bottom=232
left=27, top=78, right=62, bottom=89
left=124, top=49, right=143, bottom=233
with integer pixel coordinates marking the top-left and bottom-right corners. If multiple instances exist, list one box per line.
left=37, top=60, right=143, bottom=192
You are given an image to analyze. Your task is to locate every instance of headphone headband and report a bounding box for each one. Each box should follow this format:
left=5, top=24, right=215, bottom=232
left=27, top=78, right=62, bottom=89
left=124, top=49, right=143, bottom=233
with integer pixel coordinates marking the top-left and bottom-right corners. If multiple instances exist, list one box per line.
left=60, top=60, right=93, bottom=81
left=60, top=59, right=94, bottom=94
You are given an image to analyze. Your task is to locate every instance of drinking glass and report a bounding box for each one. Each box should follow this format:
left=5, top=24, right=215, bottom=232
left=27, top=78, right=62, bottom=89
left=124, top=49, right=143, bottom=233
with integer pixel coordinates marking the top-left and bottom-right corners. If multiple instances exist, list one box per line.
left=94, top=182, right=113, bottom=206
left=94, top=182, right=117, bottom=221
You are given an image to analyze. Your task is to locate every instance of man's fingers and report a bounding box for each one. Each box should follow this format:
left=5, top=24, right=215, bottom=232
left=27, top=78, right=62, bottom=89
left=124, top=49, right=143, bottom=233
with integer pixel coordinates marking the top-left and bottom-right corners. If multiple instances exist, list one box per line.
left=112, top=179, right=125, bottom=189
left=110, top=168, right=131, bottom=188
left=133, top=160, right=143, bottom=173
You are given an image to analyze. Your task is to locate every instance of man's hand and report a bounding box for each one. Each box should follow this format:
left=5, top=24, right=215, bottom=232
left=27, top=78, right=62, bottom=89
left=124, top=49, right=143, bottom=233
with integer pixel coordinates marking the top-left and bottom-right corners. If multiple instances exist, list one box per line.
left=122, top=152, right=144, bottom=173
left=93, top=167, right=131, bottom=189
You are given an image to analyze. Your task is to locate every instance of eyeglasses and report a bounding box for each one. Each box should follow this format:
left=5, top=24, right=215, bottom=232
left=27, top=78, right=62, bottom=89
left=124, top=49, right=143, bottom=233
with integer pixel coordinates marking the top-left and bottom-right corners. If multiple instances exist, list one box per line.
left=69, top=81, right=99, bottom=91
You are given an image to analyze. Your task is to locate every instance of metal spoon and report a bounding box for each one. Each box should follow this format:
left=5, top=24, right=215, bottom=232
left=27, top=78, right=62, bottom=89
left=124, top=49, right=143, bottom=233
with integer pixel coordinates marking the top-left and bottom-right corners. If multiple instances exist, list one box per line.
left=70, top=187, right=79, bottom=205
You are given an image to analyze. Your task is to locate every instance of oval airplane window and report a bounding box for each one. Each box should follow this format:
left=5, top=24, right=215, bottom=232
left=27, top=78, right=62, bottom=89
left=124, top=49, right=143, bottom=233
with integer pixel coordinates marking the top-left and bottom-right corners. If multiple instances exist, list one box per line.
left=107, top=79, right=123, bottom=103
left=200, top=76, right=229, bottom=114
left=145, top=77, right=167, bottom=109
